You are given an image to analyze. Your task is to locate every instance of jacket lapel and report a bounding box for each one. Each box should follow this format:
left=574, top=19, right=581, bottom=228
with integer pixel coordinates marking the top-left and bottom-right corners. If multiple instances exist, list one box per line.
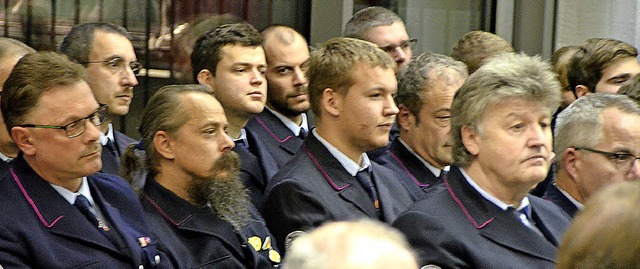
left=304, top=136, right=378, bottom=218
left=254, top=110, right=303, bottom=155
left=389, top=139, right=439, bottom=186
left=9, top=157, right=125, bottom=257
left=142, top=179, right=246, bottom=258
left=444, top=168, right=558, bottom=262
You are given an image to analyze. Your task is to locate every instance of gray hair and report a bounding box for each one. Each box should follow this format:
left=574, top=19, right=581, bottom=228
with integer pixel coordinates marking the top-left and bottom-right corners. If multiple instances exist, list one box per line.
left=451, top=53, right=561, bottom=167
left=284, top=220, right=417, bottom=269
left=343, top=7, right=402, bottom=40
left=396, top=52, right=468, bottom=124
left=554, top=93, right=640, bottom=174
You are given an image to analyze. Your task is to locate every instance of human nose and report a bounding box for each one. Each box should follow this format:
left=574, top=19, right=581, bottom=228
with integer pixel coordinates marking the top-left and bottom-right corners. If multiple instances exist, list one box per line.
left=384, top=94, right=399, bottom=116
left=250, top=68, right=264, bottom=85
left=390, top=47, right=407, bottom=63
left=293, top=67, right=308, bottom=87
left=220, top=132, right=235, bottom=152
left=528, top=125, right=548, bottom=148
left=626, top=157, right=640, bottom=180
left=82, top=119, right=102, bottom=142
left=121, top=66, right=139, bottom=87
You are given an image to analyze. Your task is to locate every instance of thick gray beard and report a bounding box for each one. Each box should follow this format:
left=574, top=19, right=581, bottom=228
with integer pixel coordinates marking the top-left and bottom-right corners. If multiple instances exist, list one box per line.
left=188, top=151, right=251, bottom=231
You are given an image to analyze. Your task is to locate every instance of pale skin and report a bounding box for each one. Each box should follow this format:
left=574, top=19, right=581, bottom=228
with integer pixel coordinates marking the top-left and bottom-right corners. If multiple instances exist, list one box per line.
left=461, top=99, right=553, bottom=207
left=153, top=93, right=235, bottom=205
left=362, top=21, right=412, bottom=71
left=197, top=45, right=267, bottom=139
left=316, top=64, right=398, bottom=164
left=11, top=82, right=103, bottom=192
left=557, top=107, right=640, bottom=203
left=575, top=57, right=640, bottom=97
left=263, top=27, right=311, bottom=125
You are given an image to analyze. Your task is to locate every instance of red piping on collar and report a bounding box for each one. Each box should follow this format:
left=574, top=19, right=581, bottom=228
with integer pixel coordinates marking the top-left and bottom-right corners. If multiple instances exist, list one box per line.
left=444, top=177, right=493, bottom=229
left=303, top=145, right=349, bottom=191
left=254, top=117, right=294, bottom=143
left=387, top=150, right=429, bottom=187
left=10, top=168, right=64, bottom=228
left=143, top=194, right=192, bottom=227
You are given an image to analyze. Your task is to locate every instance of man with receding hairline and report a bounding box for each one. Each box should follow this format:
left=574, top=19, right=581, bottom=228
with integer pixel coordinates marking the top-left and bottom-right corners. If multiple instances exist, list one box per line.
left=344, top=6, right=414, bottom=72
left=0, top=37, right=35, bottom=163
left=246, top=25, right=311, bottom=180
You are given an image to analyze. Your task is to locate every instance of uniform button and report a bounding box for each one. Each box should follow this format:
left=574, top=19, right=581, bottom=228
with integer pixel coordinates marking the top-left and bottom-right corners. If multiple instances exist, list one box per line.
left=155, top=255, right=161, bottom=264
left=138, top=265, right=144, bottom=269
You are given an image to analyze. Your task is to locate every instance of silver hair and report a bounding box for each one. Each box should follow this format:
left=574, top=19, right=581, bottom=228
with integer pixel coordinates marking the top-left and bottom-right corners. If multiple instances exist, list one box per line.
left=554, top=93, right=640, bottom=174
left=451, top=52, right=561, bottom=167
left=343, top=7, right=402, bottom=40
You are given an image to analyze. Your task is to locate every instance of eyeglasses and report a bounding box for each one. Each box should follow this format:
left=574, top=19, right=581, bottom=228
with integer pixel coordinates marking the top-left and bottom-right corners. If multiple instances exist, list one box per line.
left=18, top=104, right=108, bottom=138
left=82, top=57, right=142, bottom=75
left=574, top=147, right=640, bottom=171
left=378, top=39, right=418, bottom=53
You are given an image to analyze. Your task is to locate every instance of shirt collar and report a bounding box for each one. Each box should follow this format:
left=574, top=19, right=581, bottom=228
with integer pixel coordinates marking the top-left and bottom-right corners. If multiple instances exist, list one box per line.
left=0, top=151, right=11, bottom=162
left=265, top=106, right=309, bottom=136
left=99, top=123, right=115, bottom=146
left=459, top=167, right=529, bottom=211
left=49, top=177, right=94, bottom=206
left=312, top=128, right=370, bottom=176
left=398, top=137, right=449, bottom=176
left=555, top=183, right=584, bottom=209
left=231, top=128, right=249, bottom=148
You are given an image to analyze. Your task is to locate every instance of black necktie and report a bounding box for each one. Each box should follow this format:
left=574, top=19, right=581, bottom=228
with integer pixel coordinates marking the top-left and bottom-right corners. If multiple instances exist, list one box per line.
left=298, top=128, right=308, bottom=139
left=235, top=139, right=247, bottom=149
left=74, top=194, right=99, bottom=227
left=355, top=170, right=379, bottom=208
left=509, top=205, right=545, bottom=237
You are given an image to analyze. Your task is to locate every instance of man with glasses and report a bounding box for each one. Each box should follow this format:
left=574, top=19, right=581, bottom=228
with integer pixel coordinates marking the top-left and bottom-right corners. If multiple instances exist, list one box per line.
left=344, top=6, right=415, bottom=72
left=0, top=52, right=164, bottom=268
left=60, top=22, right=140, bottom=176
left=545, top=93, right=640, bottom=218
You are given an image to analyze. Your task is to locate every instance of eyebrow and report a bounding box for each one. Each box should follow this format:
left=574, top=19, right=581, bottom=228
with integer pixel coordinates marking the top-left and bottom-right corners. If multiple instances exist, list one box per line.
left=606, top=73, right=632, bottom=81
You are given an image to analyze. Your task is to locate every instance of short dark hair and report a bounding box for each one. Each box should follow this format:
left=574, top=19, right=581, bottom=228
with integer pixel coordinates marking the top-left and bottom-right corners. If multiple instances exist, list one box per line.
left=1, top=52, right=86, bottom=132
left=59, top=22, right=132, bottom=64
left=567, top=38, right=638, bottom=93
left=191, top=23, right=263, bottom=82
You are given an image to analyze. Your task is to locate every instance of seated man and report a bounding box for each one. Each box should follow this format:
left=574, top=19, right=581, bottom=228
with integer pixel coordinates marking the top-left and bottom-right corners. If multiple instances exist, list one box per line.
left=0, top=52, right=163, bottom=268
left=192, top=23, right=269, bottom=206
left=121, top=84, right=280, bottom=268
left=261, top=37, right=413, bottom=253
left=546, top=93, right=640, bottom=217
left=393, top=53, right=571, bottom=268
left=245, top=25, right=311, bottom=180
left=376, top=52, right=467, bottom=198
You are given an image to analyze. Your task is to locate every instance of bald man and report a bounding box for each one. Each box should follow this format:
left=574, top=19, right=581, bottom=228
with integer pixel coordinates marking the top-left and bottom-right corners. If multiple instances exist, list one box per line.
left=246, top=25, right=312, bottom=180
left=0, top=38, right=35, bottom=163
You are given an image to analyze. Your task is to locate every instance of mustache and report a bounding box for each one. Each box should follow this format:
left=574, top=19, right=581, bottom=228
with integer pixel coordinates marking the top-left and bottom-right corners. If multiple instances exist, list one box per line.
left=211, top=151, right=240, bottom=175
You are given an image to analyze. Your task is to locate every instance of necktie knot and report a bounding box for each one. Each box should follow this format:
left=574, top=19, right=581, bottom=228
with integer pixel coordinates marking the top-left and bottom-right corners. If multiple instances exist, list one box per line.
left=298, top=128, right=308, bottom=139
left=74, top=194, right=99, bottom=227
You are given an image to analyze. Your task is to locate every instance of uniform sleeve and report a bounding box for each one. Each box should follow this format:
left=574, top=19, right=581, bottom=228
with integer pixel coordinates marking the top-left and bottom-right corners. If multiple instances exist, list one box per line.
left=0, top=225, right=30, bottom=268
left=392, top=210, right=470, bottom=268
left=261, top=178, right=329, bottom=254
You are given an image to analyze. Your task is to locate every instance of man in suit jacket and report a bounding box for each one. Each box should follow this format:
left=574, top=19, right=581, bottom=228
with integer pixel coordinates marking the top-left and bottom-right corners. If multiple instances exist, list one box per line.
left=545, top=93, right=640, bottom=218
left=192, top=23, right=269, bottom=206
left=0, top=52, right=164, bottom=268
left=60, top=22, right=140, bottom=176
left=393, top=53, right=571, bottom=268
left=375, top=53, right=467, bottom=199
left=122, top=84, right=280, bottom=268
left=245, top=25, right=311, bottom=180
left=261, top=38, right=413, bottom=253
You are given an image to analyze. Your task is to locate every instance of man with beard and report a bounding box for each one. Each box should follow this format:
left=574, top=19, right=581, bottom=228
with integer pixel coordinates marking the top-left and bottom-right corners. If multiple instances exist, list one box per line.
left=245, top=25, right=311, bottom=180
left=60, top=22, right=139, bottom=176
left=122, top=84, right=281, bottom=268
